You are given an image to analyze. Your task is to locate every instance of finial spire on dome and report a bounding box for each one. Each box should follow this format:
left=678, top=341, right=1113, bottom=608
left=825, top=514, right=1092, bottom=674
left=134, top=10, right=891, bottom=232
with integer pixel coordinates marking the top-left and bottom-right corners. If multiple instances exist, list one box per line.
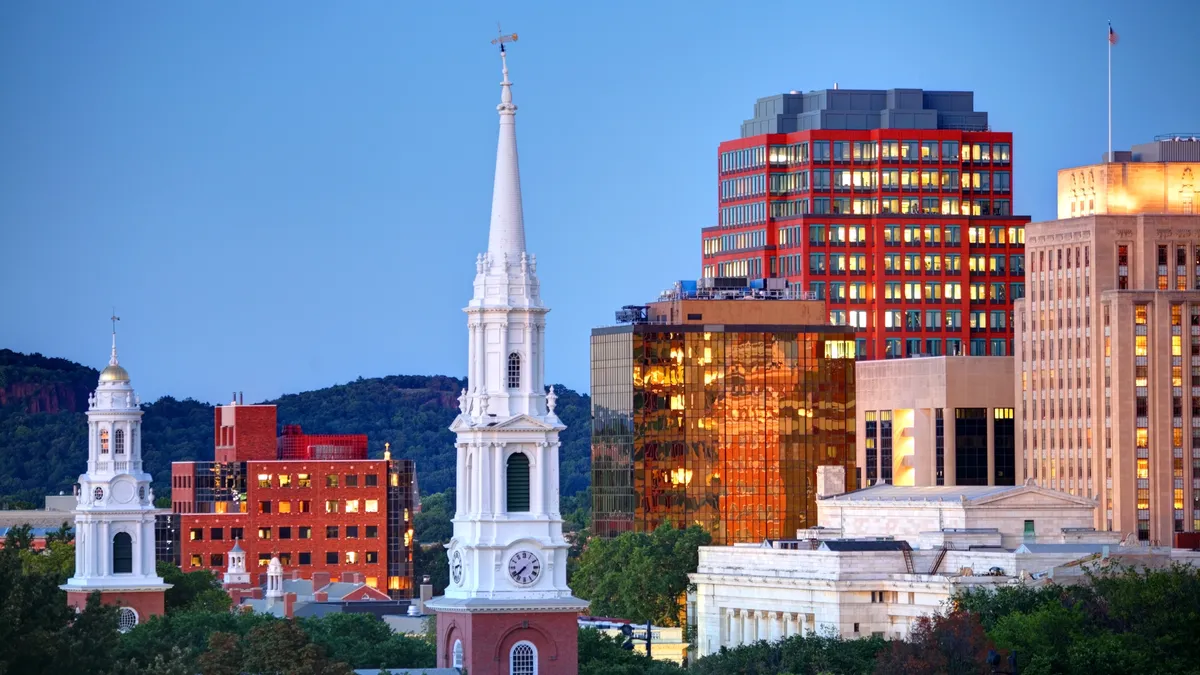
left=109, top=310, right=121, bottom=366
left=486, top=26, right=526, bottom=257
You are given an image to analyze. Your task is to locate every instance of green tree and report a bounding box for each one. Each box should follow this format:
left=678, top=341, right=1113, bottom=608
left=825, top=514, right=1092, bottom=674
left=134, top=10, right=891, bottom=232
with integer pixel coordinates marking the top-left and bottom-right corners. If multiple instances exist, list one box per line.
left=157, top=561, right=229, bottom=613
left=571, top=524, right=711, bottom=627
left=577, top=629, right=682, bottom=675
left=241, top=620, right=352, bottom=675
left=20, top=539, right=75, bottom=584
left=44, top=521, right=73, bottom=545
left=413, top=489, right=453, bottom=543
left=300, top=612, right=434, bottom=669
left=874, top=610, right=993, bottom=675
left=413, top=544, right=448, bottom=597
left=196, top=632, right=243, bottom=675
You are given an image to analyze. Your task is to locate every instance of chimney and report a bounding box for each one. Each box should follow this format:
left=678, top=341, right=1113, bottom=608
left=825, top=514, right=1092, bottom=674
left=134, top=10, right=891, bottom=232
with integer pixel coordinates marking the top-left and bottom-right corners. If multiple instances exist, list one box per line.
left=816, top=465, right=847, bottom=498
left=313, top=591, right=328, bottom=602
left=250, top=587, right=263, bottom=600
left=834, top=82, right=839, bottom=90
left=291, top=570, right=302, bottom=580
left=284, top=592, right=296, bottom=619
left=232, top=392, right=237, bottom=406
left=311, top=571, right=331, bottom=591
left=228, top=589, right=243, bottom=606
left=419, top=576, right=433, bottom=613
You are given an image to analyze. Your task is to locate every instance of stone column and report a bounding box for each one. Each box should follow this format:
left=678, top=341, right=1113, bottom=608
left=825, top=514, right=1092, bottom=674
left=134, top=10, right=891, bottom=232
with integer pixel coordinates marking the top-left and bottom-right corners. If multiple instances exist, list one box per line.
left=784, top=612, right=797, bottom=637
left=767, top=611, right=780, bottom=641
left=500, top=322, right=510, bottom=414
left=533, top=442, right=547, bottom=517
left=476, top=321, right=486, bottom=394
left=739, top=609, right=752, bottom=645
left=731, top=609, right=743, bottom=646
left=756, top=611, right=767, bottom=643
left=467, top=322, right=477, bottom=392
left=494, top=443, right=506, bottom=514
left=479, top=443, right=493, bottom=518
left=548, top=442, right=561, bottom=516
left=537, top=323, right=546, bottom=402
left=944, top=407, right=957, bottom=486
left=455, top=444, right=467, bottom=516
left=100, top=521, right=110, bottom=577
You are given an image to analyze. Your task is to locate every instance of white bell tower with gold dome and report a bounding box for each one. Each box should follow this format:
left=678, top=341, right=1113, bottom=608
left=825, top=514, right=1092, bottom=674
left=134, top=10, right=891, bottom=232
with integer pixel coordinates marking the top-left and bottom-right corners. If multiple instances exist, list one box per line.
left=426, top=32, right=587, bottom=675
left=63, top=317, right=169, bottom=629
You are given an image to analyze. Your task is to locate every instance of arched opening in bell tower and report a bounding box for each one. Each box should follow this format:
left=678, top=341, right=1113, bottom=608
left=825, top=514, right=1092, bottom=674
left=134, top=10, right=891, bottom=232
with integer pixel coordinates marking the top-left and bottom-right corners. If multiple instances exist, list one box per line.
left=506, top=452, right=530, bottom=512
left=113, top=532, right=133, bottom=574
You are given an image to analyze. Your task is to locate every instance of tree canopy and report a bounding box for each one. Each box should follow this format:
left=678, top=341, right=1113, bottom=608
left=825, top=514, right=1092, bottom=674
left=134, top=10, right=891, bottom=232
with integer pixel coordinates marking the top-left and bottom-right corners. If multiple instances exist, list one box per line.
left=571, top=524, right=712, bottom=627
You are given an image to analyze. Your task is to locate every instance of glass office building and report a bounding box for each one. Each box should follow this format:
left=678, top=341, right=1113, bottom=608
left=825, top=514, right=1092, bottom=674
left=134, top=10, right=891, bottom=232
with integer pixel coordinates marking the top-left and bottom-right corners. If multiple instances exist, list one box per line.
left=592, top=321, right=856, bottom=545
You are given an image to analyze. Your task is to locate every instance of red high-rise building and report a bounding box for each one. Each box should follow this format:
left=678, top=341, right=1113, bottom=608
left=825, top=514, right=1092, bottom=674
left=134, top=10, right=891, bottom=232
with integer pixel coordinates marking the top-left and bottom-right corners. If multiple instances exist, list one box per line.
left=169, top=403, right=417, bottom=599
left=702, top=88, right=1029, bottom=359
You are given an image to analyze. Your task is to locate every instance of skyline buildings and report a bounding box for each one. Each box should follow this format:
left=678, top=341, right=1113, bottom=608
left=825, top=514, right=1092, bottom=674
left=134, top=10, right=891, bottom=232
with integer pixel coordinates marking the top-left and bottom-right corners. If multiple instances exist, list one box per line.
left=1015, top=140, right=1200, bottom=543
left=591, top=284, right=857, bottom=545
left=167, top=402, right=419, bottom=598
left=702, top=88, right=1029, bottom=361
left=6, top=5, right=1194, bottom=404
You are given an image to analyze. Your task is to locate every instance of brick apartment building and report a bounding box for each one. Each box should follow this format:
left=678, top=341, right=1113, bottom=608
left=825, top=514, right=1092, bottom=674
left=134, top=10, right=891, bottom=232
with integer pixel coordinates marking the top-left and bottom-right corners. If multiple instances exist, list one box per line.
left=164, top=402, right=418, bottom=598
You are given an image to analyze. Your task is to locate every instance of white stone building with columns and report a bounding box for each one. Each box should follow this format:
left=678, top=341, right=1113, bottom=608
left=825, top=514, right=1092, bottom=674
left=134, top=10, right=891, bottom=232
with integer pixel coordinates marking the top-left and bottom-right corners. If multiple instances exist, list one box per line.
left=689, top=467, right=1200, bottom=657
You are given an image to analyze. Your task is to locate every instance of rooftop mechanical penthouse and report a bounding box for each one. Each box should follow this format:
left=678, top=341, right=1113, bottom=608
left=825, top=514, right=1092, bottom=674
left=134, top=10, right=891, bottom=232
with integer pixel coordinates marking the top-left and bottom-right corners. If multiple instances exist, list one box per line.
left=703, top=88, right=1029, bottom=360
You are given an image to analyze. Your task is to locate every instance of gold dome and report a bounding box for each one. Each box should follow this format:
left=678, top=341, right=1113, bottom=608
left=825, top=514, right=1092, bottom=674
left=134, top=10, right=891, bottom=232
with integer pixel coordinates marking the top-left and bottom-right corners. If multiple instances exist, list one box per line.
left=99, top=364, right=130, bottom=382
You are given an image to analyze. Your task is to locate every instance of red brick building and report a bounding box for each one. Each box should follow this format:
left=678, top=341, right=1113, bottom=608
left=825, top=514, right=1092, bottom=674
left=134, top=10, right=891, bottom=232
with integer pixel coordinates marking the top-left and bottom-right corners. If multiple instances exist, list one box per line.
left=169, top=403, right=417, bottom=598
left=702, top=88, right=1029, bottom=360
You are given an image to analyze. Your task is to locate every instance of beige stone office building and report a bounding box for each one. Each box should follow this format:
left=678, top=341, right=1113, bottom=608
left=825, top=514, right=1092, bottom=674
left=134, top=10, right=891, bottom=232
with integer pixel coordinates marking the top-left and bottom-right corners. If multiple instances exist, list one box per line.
left=856, top=356, right=1014, bottom=488
left=1016, top=138, right=1200, bottom=544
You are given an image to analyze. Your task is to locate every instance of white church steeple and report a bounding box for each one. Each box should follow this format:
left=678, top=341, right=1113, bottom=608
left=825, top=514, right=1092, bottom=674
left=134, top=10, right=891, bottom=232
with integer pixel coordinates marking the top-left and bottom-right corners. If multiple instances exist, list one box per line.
left=64, top=319, right=169, bottom=627
left=429, top=34, right=585, bottom=631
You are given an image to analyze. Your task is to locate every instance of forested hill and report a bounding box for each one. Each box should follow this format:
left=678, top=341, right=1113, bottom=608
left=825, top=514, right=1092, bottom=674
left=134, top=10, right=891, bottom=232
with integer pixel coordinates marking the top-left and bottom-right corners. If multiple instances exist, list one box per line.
left=0, top=349, right=592, bottom=507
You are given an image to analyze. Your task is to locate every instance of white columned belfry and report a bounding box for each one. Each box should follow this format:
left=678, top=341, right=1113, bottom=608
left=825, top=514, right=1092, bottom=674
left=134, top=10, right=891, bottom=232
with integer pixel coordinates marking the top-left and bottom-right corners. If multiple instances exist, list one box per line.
left=64, top=321, right=169, bottom=625
left=427, top=36, right=586, bottom=666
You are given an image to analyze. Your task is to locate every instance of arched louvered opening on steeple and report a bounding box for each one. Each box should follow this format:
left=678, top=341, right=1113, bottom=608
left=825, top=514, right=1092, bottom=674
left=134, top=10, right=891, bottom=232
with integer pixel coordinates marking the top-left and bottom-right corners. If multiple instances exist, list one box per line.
left=506, top=452, right=530, bottom=512
left=507, top=352, right=521, bottom=390
left=100, top=429, right=109, bottom=454
left=114, top=429, right=125, bottom=454
left=113, top=532, right=132, bottom=574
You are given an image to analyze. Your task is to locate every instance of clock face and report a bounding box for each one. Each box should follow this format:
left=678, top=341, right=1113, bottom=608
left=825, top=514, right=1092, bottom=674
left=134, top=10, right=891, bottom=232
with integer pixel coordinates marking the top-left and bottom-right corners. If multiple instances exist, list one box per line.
left=507, top=550, right=541, bottom=586
left=450, top=550, right=464, bottom=586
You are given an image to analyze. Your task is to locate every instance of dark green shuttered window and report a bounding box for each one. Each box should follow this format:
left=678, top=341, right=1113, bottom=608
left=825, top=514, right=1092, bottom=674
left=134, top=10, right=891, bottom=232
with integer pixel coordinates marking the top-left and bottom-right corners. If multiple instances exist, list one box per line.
left=507, top=453, right=530, bottom=512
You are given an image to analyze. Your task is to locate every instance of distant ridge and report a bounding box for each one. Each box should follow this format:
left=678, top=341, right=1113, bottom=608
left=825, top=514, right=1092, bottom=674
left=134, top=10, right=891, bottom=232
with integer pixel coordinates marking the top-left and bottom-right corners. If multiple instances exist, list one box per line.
left=0, top=349, right=591, bottom=507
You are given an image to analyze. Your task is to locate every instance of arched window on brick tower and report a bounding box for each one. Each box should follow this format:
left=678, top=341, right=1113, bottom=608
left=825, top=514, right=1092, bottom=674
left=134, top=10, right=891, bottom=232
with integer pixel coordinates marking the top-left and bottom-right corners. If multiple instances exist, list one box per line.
left=113, top=532, right=133, bottom=574
left=506, top=453, right=530, bottom=512
left=510, top=641, right=537, bottom=675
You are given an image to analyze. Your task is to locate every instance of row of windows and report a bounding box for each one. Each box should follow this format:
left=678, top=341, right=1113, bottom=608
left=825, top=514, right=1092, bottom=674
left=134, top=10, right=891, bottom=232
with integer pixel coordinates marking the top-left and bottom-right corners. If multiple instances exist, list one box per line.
left=720, top=174, right=766, bottom=201
left=703, top=229, right=767, bottom=256
left=98, top=428, right=132, bottom=454
left=750, top=168, right=1011, bottom=195
left=253, top=473, right=380, bottom=489
left=190, top=551, right=381, bottom=568
left=720, top=146, right=768, bottom=172
left=802, top=252, right=1020, bottom=274
left=190, top=524, right=382, bottom=542
left=826, top=307, right=1009, bottom=330
left=720, top=201, right=767, bottom=226
left=879, top=337, right=1007, bottom=357
left=705, top=257, right=764, bottom=279
left=807, top=223, right=1023, bottom=246
left=805, top=280, right=1020, bottom=303
left=751, top=140, right=1012, bottom=170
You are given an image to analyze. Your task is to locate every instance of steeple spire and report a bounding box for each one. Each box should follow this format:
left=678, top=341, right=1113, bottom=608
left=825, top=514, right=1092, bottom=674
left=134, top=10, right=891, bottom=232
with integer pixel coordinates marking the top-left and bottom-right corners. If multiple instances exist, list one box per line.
left=486, top=30, right=526, bottom=257
left=109, top=311, right=120, bottom=366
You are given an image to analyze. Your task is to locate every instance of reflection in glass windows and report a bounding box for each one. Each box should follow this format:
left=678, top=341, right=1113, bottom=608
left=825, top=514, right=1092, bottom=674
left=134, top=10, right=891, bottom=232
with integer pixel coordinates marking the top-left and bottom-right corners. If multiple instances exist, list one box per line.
left=955, top=408, right=988, bottom=486
left=590, top=325, right=856, bottom=545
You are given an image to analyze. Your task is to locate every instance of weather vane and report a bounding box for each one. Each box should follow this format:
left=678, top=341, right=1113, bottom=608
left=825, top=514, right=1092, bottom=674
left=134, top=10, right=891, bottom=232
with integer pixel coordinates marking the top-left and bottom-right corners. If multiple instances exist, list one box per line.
left=491, top=23, right=517, bottom=52
left=111, top=309, right=120, bottom=334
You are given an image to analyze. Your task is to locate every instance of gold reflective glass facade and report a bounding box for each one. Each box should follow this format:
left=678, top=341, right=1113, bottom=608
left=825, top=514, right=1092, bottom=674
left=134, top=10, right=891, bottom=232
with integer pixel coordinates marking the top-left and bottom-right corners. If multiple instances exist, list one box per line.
left=591, top=325, right=856, bottom=545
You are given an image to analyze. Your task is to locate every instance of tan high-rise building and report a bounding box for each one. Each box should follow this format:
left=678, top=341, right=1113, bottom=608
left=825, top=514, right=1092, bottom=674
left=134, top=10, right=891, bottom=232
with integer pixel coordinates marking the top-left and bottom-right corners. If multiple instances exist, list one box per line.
left=1017, top=138, right=1200, bottom=545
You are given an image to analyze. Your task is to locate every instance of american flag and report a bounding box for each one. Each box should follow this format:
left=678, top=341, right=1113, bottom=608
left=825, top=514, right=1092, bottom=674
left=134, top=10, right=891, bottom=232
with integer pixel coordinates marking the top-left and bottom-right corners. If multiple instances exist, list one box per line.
left=1108, top=23, right=1119, bottom=45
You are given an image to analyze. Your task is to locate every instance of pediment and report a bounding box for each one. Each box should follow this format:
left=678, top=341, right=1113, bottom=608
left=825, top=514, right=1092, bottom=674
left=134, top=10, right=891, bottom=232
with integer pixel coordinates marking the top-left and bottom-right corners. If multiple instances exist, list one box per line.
left=450, top=413, right=563, bottom=433
left=970, top=484, right=1096, bottom=508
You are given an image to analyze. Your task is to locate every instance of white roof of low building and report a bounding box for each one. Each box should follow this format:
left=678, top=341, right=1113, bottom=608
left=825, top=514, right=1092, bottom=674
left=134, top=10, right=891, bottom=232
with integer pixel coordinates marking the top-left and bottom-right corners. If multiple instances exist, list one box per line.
left=825, top=480, right=1097, bottom=507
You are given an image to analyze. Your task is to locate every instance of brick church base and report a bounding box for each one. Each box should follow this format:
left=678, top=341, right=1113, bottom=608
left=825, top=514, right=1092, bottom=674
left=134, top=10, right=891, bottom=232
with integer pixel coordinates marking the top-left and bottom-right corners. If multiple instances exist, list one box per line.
left=66, top=589, right=166, bottom=625
left=436, top=609, right=580, bottom=675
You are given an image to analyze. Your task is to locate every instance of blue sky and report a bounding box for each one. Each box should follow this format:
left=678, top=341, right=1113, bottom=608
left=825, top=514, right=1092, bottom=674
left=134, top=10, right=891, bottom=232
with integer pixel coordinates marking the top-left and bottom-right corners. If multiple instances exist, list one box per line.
left=1, top=0, right=1197, bottom=404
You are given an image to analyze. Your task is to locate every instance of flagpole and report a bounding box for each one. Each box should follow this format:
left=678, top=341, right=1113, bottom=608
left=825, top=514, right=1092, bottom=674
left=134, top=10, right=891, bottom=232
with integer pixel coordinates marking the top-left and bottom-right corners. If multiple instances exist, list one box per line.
left=1107, top=20, right=1112, bottom=162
